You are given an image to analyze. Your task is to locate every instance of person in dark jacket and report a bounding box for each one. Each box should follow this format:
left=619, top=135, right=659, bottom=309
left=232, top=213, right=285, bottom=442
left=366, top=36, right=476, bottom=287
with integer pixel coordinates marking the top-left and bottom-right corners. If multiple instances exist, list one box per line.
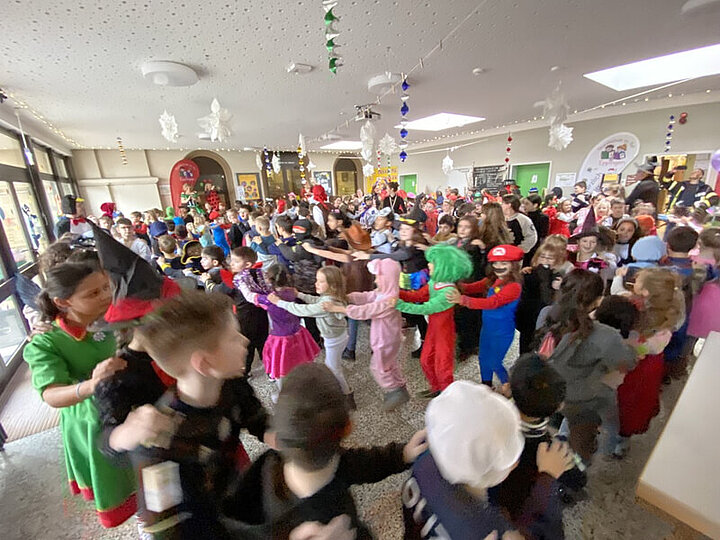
left=625, top=161, right=660, bottom=211
left=382, top=182, right=407, bottom=214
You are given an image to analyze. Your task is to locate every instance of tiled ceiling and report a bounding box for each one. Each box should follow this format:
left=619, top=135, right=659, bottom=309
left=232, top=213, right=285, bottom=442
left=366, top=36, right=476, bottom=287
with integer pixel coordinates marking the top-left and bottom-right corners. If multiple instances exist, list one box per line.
left=1, top=0, right=720, bottom=150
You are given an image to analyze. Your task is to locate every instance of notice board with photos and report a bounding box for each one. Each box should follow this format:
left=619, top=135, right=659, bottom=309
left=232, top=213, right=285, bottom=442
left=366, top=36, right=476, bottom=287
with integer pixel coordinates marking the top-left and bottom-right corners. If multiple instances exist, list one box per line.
left=472, top=165, right=506, bottom=191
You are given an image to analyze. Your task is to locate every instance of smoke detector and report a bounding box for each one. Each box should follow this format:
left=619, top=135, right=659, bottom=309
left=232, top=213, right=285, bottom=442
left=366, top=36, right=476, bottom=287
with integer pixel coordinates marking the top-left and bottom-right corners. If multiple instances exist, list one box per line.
left=367, top=72, right=402, bottom=95
left=141, top=61, right=199, bottom=87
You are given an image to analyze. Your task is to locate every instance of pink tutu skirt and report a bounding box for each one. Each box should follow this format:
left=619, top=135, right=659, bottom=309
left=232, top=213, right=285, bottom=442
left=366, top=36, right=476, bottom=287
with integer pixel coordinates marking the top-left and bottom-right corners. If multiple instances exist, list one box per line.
left=263, top=327, right=320, bottom=379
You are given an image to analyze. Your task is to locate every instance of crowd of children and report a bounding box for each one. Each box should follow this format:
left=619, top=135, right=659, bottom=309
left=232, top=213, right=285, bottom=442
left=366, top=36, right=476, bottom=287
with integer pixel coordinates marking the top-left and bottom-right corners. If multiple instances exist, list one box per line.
left=21, top=169, right=720, bottom=538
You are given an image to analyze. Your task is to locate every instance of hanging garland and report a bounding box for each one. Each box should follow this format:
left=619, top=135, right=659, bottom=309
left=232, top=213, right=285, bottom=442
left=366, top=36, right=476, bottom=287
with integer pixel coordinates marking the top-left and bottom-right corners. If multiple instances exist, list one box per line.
left=298, top=144, right=306, bottom=183
left=324, top=1, right=342, bottom=74
left=504, top=134, right=513, bottom=177
left=263, top=146, right=272, bottom=176
left=399, top=77, right=410, bottom=162
left=117, top=137, right=128, bottom=165
left=665, top=114, right=675, bottom=153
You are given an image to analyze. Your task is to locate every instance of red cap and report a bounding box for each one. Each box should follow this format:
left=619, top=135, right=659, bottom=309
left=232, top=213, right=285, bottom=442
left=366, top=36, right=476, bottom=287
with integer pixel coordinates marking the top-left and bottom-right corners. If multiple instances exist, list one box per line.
left=488, top=244, right=524, bottom=262
left=277, top=199, right=287, bottom=213
left=208, top=210, right=220, bottom=221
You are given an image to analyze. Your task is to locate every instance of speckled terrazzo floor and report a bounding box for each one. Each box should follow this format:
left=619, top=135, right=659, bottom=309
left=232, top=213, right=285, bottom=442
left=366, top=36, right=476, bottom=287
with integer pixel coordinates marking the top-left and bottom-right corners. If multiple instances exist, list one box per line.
left=0, top=325, right=710, bottom=539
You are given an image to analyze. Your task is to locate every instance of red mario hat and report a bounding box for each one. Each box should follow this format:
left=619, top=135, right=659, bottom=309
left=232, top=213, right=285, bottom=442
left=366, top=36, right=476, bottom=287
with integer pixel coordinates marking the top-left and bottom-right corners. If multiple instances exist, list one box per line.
left=487, top=244, right=524, bottom=262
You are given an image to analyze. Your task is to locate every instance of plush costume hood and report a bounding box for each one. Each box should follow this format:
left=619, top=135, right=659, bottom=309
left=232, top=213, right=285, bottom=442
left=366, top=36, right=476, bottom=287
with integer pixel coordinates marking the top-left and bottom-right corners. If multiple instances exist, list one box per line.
left=425, top=244, right=473, bottom=283
left=368, top=258, right=400, bottom=298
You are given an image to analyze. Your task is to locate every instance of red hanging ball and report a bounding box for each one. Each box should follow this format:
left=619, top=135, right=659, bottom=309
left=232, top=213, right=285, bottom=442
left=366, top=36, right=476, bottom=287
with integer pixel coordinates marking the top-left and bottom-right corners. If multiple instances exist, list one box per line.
left=507, top=136, right=513, bottom=142
left=504, top=157, right=510, bottom=163
left=506, top=147, right=511, bottom=152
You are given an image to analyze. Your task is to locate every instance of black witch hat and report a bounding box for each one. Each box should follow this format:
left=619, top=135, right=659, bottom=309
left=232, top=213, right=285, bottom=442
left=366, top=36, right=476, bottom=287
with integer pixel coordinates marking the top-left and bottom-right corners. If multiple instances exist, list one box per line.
left=90, top=221, right=179, bottom=323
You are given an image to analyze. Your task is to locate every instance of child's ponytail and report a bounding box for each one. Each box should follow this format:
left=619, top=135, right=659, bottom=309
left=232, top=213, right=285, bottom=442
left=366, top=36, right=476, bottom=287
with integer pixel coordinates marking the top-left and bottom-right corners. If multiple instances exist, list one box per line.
left=36, top=262, right=97, bottom=322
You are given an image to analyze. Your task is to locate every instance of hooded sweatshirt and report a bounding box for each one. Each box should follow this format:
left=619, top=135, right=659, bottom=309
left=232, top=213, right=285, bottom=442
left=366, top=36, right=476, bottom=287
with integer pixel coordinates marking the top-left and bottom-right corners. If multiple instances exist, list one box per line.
left=345, top=258, right=401, bottom=322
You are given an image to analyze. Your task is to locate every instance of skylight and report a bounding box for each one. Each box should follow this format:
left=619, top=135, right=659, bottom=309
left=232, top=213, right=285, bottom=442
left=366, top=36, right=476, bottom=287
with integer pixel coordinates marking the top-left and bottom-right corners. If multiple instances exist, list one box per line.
left=584, top=43, right=720, bottom=91
left=320, top=140, right=363, bottom=150
left=394, top=113, right=486, bottom=131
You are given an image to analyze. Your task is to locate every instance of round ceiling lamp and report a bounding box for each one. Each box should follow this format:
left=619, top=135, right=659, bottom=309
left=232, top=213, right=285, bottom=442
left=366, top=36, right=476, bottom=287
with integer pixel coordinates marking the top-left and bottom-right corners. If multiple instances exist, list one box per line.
left=367, top=72, right=402, bottom=95
left=141, top=61, right=199, bottom=87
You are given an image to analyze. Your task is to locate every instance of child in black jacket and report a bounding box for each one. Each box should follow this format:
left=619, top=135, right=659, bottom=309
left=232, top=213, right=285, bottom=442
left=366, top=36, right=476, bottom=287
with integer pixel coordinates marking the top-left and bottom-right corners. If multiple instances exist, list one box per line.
left=223, top=363, right=427, bottom=539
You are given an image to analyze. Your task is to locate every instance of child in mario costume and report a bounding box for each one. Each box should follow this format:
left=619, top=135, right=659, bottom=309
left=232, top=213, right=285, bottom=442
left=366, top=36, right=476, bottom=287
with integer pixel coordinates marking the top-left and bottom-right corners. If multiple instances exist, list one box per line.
left=396, top=244, right=474, bottom=397
left=447, top=244, right=524, bottom=387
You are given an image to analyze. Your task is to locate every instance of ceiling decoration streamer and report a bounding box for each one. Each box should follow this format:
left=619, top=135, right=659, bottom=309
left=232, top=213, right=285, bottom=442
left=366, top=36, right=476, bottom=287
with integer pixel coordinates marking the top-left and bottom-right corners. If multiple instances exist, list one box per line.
left=399, top=78, right=410, bottom=162
left=664, top=114, right=676, bottom=152
left=324, top=1, right=343, bottom=74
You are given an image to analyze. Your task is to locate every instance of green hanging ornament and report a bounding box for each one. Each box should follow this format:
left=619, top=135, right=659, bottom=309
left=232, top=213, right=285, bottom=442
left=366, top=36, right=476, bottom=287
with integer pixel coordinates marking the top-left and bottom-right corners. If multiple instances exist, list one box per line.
left=326, top=39, right=336, bottom=52
left=324, top=8, right=338, bottom=25
left=329, top=56, right=341, bottom=74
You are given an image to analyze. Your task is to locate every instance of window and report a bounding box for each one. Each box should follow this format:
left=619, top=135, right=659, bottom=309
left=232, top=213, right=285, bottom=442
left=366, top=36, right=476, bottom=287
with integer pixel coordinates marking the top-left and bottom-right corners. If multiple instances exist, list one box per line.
left=0, top=296, right=27, bottom=366
left=59, top=181, right=76, bottom=197
left=43, top=180, right=63, bottom=224
left=0, top=182, right=33, bottom=268
left=14, top=182, right=49, bottom=252
left=54, top=155, right=69, bottom=178
left=0, top=132, right=25, bottom=169
left=35, top=147, right=53, bottom=175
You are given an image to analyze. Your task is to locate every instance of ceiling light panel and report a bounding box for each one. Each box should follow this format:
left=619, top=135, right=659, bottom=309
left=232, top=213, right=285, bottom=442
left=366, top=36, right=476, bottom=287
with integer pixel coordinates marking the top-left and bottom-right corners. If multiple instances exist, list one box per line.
left=584, top=43, right=720, bottom=91
left=395, top=113, right=486, bottom=131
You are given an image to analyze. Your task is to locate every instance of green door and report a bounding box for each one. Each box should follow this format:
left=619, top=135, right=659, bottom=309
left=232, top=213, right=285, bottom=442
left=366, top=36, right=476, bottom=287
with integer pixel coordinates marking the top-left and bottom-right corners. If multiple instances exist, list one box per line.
left=400, top=174, right=417, bottom=195
left=512, top=163, right=550, bottom=196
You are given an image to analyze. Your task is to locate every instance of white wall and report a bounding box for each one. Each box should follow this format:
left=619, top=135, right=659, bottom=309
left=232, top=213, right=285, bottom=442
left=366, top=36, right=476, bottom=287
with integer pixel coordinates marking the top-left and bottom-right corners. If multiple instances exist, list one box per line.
left=398, top=102, right=720, bottom=194
left=71, top=148, right=343, bottom=215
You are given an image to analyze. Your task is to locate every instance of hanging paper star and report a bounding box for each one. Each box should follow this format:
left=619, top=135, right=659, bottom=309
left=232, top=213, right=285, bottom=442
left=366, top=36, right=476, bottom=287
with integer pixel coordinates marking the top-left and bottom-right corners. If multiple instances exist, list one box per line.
left=548, top=123, right=574, bottom=151
left=442, top=153, right=454, bottom=175
left=298, top=133, right=307, bottom=157
left=363, top=163, right=375, bottom=177
left=378, top=133, right=398, bottom=155
left=307, top=159, right=317, bottom=171
left=537, top=84, right=569, bottom=127
left=256, top=153, right=264, bottom=171
left=159, top=110, right=179, bottom=143
left=197, top=98, right=232, bottom=142
left=271, top=153, right=281, bottom=174
left=360, top=120, right=376, bottom=163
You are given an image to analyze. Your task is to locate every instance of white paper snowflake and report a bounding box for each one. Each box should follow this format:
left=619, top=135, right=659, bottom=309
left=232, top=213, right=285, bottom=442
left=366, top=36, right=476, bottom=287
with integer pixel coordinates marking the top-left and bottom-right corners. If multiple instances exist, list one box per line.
left=197, top=98, right=232, bottom=142
left=159, top=110, right=179, bottom=143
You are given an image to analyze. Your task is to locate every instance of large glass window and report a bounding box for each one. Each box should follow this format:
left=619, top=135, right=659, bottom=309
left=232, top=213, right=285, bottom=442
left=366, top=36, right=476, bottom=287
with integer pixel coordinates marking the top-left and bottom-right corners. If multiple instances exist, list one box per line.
left=0, top=182, right=33, bottom=268
left=14, top=182, right=49, bottom=252
left=43, top=180, right=63, bottom=224
left=55, top=155, right=69, bottom=178
left=35, top=147, right=53, bottom=175
left=0, top=296, right=27, bottom=366
left=0, top=132, right=25, bottom=169
left=59, top=180, right=76, bottom=197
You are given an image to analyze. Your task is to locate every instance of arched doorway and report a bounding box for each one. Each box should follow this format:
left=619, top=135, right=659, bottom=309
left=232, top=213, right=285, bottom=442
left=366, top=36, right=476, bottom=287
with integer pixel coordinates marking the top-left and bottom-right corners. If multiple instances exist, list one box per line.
left=333, top=157, right=362, bottom=196
left=184, top=150, right=235, bottom=208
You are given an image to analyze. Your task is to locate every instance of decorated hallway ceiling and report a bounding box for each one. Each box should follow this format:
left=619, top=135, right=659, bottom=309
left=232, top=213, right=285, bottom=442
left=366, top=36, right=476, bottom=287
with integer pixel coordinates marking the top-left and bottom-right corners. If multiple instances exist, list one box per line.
left=1, top=0, right=720, bottom=151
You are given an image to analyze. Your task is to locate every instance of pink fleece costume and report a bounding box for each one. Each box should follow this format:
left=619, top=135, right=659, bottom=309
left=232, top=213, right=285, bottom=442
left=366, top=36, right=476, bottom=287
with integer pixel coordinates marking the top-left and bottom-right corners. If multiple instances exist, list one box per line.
left=345, top=258, right=406, bottom=391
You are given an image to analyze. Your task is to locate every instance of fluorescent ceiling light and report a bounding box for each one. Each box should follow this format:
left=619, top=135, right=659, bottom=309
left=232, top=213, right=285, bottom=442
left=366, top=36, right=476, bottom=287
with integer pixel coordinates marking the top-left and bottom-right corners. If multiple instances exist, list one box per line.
left=394, top=113, right=485, bottom=131
left=320, top=140, right=362, bottom=150
left=584, top=43, right=720, bottom=91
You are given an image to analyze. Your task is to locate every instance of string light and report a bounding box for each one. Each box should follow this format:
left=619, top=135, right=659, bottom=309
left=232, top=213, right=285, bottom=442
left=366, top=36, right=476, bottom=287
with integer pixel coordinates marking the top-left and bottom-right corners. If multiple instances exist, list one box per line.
left=6, top=90, right=84, bottom=148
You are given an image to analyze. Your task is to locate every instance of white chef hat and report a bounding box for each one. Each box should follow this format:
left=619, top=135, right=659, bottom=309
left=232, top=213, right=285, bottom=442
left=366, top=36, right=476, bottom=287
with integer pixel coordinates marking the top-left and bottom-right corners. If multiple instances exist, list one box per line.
left=426, top=380, right=525, bottom=489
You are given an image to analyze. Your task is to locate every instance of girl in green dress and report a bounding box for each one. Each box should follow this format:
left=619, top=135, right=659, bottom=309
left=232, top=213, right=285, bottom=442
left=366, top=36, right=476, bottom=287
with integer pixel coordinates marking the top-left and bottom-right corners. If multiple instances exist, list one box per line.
left=23, top=261, right=137, bottom=528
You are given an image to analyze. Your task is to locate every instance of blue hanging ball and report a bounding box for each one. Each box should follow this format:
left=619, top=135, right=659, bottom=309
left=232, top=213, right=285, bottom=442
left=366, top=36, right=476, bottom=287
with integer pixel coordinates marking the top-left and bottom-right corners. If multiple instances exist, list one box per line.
left=669, top=115, right=675, bottom=120
left=401, top=79, right=410, bottom=92
left=399, top=150, right=407, bottom=161
left=401, top=102, right=409, bottom=116
left=667, top=132, right=672, bottom=137
left=400, top=128, right=408, bottom=139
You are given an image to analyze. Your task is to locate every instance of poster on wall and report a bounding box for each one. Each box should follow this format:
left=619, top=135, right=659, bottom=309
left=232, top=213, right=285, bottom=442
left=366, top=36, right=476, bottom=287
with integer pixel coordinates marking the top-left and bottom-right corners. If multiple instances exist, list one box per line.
left=313, top=171, right=333, bottom=195
left=366, top=166, right=398, bottom=193
left=169, top=159, right=200, bottom=212
left=235, top=173, right=261, bottom=201
left=553, top=172, right=576, bottom=194
left=472, top=165, right=506, bottom=191
left=577, top=132, right=639, bottom=194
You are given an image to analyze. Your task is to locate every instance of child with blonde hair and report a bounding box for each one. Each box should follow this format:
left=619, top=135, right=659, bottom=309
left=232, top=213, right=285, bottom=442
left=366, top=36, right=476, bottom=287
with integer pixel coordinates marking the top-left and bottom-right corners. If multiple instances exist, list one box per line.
left=269, top=266, right=354, bottom=407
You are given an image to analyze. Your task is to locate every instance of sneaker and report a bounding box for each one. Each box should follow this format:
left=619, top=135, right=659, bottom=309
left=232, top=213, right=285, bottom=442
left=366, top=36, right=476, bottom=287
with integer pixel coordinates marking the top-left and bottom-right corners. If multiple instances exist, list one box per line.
left=382, top=386, right=410, bottom=412
left=415, top=388, right=441, bottom=399
left=342, top=348, right=356, bottom=361
left=346, top=391, right=357, bottom=411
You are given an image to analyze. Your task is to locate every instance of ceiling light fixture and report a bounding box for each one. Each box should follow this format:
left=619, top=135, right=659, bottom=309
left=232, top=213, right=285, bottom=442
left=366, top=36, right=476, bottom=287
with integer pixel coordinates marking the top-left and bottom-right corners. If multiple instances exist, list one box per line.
left=320, top=140, right=363, bottom=150
left=141, top=61, right=199, bottom=87
left=394, top=113, right=485, bottom=132
left=584, top=43, right=720, bottom=91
